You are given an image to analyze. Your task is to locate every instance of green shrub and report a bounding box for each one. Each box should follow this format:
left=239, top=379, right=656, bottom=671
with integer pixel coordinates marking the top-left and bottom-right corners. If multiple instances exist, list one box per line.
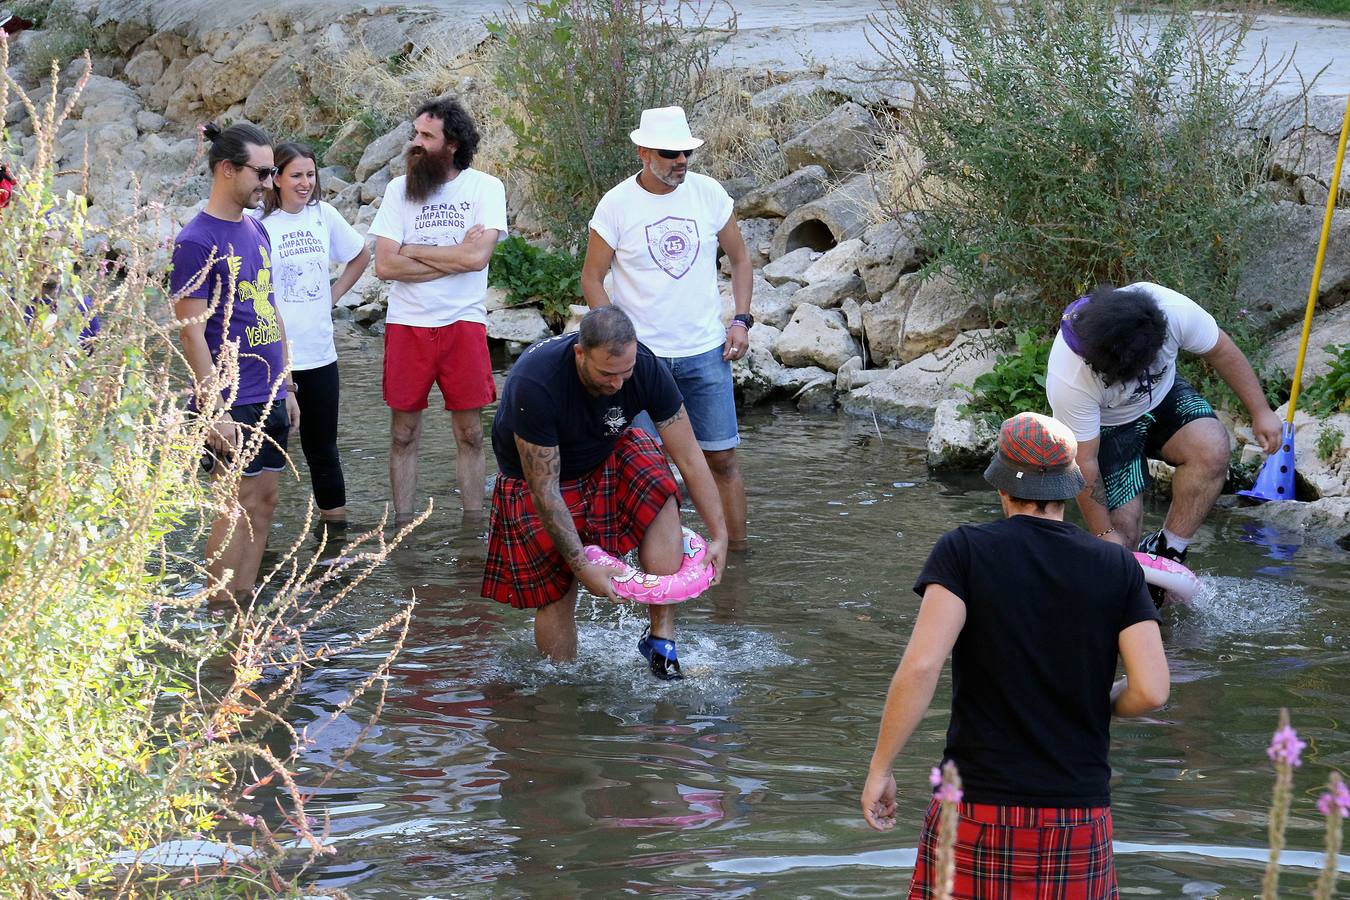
left=2, top=52, right=416, bottom=894
left=16, top=0, right=104, bottom=80
left=869, top=0, right=1286, bottom=328
left=960, top=330, right=1053, bottom=426
left=489, top=235, right=582, bottom=325
left=487, top=0, right=733, bottom=252
left=1315, top=423, right=1345, bottom=464
left=1301, top=343, right=1350, bottom=417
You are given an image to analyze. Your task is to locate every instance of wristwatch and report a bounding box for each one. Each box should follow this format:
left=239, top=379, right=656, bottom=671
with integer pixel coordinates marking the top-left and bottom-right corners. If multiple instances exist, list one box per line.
left=731, top=313, right=754, bottom=329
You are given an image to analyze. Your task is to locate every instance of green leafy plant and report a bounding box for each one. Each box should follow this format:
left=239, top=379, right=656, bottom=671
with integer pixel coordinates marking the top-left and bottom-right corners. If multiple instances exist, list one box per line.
left=487, top=0, right=734, bottom=252
left=960, top=330, right=1053, bottom=426
left=1301, top=343, right=1350, bottom=417
left=868, top=0, right=1290, bottom=329
left=489, top=235, right=583, bottom=325
left=1316, top=424, right=1345, bottom=464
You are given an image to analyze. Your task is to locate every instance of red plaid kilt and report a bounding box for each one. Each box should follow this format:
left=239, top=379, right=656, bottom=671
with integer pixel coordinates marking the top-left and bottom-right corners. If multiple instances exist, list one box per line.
left=482, top=429, right=678, bottom=609
left=908, top=798, right=1117, bottom=899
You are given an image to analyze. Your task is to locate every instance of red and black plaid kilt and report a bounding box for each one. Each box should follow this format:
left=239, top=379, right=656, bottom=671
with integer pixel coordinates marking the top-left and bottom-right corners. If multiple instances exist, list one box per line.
left=908, top=798, right=1118, bottom=899
left=482, top=429, right=678, bottom=609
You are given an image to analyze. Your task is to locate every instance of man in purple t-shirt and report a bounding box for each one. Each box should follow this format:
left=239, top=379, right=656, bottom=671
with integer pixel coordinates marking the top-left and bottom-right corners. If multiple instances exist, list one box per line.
left=171, top=122, right=299, bottom=605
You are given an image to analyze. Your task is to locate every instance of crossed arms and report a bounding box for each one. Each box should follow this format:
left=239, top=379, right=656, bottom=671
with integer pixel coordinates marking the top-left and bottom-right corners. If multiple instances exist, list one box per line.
left=373, top=224, right=499, bottom=284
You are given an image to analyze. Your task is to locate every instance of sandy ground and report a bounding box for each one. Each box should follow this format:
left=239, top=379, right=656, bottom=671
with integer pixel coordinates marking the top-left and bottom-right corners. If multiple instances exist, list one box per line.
left=118, top=0, right=1349, bottom=96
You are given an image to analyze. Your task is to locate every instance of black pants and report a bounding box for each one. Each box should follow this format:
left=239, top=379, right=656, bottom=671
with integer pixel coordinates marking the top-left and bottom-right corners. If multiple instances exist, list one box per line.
left=293, top=362, right=346, bottom=511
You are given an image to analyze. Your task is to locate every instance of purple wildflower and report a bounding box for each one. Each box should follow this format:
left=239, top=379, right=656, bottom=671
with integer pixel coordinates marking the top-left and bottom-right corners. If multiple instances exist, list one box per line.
left=929, top=767, right=942, bottom=788
left=935, top=782, right=963, bottom=805
left=239, top=813, right=257, bottom=827
left=1317, top=781, right=1350, bottom=817
left=1267, top=723, right=1306, bottom=768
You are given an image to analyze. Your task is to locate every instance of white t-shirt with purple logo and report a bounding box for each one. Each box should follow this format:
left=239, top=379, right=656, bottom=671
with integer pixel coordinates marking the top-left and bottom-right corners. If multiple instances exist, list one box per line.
left=1046, top=282, right=1221, bottom=441
left=253, top=201, right=365, bottom=371
left=590, top=171, right=733, bottom=358
left=367, top=168, right=508, bottom=328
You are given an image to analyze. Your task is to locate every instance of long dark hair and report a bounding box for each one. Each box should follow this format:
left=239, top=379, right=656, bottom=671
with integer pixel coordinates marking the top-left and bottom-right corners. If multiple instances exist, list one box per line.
left=415, top=97, right=480, bottom=170
left=263, top=142, right=322, bottom=216
left=202, top=121, right=271, bottom=173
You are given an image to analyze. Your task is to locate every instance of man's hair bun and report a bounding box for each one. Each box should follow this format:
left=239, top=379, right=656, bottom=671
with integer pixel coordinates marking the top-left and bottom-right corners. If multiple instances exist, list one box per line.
left=202, top=122, right=222, bottom=142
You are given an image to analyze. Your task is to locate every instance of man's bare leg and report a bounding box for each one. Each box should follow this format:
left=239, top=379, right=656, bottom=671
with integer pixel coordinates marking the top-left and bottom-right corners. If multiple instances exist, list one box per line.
left=207, top=471, right=280, bottom=604
left=451, top=407, right=486, bottom=513
left=535, top=587, right=579, bottom=661
left=640, top=496, right=684, bottom=640
left=1160, top=417, right=1230, bottom=540
left=390, top=409, right=424, bottom=524
left=704, top=447, right=747, bottom=550
left=1109, top=495, right=1145, bottom=548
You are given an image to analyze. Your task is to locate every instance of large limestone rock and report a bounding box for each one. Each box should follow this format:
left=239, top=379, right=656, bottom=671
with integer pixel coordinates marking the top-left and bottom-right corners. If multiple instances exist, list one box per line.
left=926, top=398, right=999, bottom=470
left=802, top=238, right=865, bottom=284
left=734, top=165, right=829, bottom=219
left=1269, top=95, right=1350, bottom=198
left=322, top=119, right=376, bottom=169
left=123, top=49, right=165, bottom=87
left=790, top=275, right=865, bottom=310
left=1265, top=302, right=1350, bottom=382
left=1231, top=496, right=1350, bottom=549
left=72, top=75, right=141, bottom=124
left=859, top=216, right=924, bottom=301
left=1236, top=202, right=1350, bottom=330
left=748, top=78, right=836, bottom=113
left=775, top=304, right=861, bottom=372
left=761, top=247, right=818, bottom=287
left=733, top=217, right=777, bottom=270
left=782, top=102, right=882, bottom=175
left=356, top=125, right=408, bottom=182
left=487, top=306, right=552, bottom=345
left=862, top=269, right=988, bottom=365
left=243, top=54, right=311, bottom=129
left=732, top=323, right=833, bottom=406
left=722, top=273, right=796, bottom=329
left=336, top=269, right=389, bottom=312
left=841, top=329, right=1000, bottom=426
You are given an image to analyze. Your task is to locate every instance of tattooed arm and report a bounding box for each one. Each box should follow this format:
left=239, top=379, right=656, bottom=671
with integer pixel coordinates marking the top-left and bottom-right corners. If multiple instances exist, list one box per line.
left=655, top=405, right=729, bottom=582
left=515, top=435, right=622, bottom=600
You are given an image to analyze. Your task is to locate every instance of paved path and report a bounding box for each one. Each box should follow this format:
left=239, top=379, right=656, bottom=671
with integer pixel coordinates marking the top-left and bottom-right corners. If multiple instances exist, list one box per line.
left=129, top=0, right=1350, bottom=96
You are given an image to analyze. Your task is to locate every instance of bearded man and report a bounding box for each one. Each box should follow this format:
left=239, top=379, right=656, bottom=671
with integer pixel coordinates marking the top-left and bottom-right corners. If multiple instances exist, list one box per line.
left=369, top=98, right=507, bottom=521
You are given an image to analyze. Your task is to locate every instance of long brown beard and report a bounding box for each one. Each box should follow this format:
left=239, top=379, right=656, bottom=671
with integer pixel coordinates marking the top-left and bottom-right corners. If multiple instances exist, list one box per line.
left=404, top=145, right=455, bottom=205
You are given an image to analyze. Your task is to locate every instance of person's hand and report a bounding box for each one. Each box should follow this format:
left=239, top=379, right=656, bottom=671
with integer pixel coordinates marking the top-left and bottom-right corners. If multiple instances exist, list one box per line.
left=285, top=391, right=301, bottom=437
left=1099, top=529, right=1132, bottom=549
left=861, top=770, right=898, bottom=831
left=462, top=223, right=488, bottom=247
left=1252, top=408, right=1284, bottom=456
left=576, top=560, right=626, bottom=602
left=705, top=535, right=728, bottom=586
left=722, top=324, right=750, bottom=362
left=206, top=416, right=240, bottom=457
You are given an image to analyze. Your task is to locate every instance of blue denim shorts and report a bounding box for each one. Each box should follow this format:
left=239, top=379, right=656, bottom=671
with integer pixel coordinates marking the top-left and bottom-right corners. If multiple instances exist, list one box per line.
left=633, top=344, right=740, bottom=452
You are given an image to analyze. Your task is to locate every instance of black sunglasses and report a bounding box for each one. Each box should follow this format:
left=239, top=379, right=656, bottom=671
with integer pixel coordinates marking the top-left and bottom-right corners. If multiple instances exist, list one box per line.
left=240, top=164, right=279, bottom=180
left=656, top=148, right=694, bottom=160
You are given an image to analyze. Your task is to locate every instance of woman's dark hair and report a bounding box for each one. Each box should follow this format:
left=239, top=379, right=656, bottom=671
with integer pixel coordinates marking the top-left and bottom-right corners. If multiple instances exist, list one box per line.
left=263, top=142, right=321, bottom=216
left=202, top=121, right=272, bottom=173
left=1072, top=285, right=1168, bottom=385
left=415, top=98, right=480, bottom=170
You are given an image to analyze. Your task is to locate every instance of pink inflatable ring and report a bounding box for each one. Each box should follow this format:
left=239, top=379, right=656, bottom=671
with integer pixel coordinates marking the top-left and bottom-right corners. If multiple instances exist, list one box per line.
left=1134, top=551, right=1201, bottom=604
left=583, top=527, right=715, bottom=605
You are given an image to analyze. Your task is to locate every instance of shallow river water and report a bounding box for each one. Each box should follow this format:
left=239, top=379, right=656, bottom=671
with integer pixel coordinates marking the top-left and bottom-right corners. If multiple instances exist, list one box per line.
left=233, top=328, right=1350, bottom=897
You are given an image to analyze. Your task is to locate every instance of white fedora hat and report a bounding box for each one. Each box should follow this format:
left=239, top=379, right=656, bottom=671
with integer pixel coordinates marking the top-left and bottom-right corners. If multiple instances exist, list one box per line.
left=629, top=106, right=704, bottom=152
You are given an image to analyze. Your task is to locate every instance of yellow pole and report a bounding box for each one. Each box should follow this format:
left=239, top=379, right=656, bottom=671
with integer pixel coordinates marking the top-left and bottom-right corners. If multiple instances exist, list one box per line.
left=1287, top=91, right=1350, bottom=422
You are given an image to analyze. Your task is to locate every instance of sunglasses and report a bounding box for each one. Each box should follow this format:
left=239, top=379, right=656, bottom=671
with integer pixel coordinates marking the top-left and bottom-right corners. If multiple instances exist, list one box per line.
left=240, top=164, right=279, bottom=180
left=655, top=148, right=694, bottom=160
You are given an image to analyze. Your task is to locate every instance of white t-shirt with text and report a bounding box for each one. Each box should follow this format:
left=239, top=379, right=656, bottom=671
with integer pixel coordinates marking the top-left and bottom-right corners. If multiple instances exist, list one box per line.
left=589, top=171, right=733, bottom=357
left=367, top=168, right=508, bottom=327
left=1046, top=282, right=1221, bottom=441
left=252, top=201, right=365, bottom=370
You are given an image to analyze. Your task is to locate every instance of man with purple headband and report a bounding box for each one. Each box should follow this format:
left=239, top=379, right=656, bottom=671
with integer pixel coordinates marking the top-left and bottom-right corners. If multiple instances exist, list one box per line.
left=1046, top=283, right=1281, bottom=598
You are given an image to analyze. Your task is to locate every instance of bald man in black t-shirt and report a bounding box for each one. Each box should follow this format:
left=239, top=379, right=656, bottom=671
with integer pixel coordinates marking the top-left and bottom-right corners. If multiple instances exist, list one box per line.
left=483, top=306, right=728, bottom=680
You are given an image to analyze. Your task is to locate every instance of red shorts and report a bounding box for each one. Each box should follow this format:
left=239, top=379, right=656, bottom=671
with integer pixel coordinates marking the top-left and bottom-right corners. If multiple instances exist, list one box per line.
left=908, top=799, right=1117, bottom=899
left=383, top=321, right=497, bottom=412
left=481, top=429, right=678, bottom=609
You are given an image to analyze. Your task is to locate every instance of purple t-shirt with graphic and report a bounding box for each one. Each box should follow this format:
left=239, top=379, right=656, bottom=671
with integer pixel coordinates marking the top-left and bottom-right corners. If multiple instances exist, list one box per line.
left=170, top=212, right=287, bottom=406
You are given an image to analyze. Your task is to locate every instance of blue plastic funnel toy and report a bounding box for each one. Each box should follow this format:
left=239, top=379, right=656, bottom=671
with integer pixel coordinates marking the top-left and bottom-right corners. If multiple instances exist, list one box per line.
left=1237, top=422, right=1296, bottom=503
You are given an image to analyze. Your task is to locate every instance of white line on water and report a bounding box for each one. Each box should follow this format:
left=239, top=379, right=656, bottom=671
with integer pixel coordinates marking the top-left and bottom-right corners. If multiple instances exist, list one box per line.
left=705, top=842, right=1350, bottom=875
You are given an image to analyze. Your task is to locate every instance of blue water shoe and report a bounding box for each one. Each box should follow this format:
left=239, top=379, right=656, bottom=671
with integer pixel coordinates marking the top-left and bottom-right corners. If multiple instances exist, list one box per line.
left=638, top=628, right=683, bottom=681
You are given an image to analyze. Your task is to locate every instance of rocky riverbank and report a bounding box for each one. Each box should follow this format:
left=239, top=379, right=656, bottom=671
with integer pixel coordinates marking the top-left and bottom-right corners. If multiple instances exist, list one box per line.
left=5, top=0, right=1348, bottom=543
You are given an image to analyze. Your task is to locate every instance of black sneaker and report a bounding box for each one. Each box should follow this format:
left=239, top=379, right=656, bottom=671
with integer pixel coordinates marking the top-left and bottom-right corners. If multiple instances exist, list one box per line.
left=1138, top=530, right=1188, bottom=607
left=637, top=628, right=683, bottom=681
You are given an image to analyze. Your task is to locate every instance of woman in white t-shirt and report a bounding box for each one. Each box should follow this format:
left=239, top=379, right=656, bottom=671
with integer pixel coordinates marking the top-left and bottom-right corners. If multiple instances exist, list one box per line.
left=258, top=142, right=370, bottom=524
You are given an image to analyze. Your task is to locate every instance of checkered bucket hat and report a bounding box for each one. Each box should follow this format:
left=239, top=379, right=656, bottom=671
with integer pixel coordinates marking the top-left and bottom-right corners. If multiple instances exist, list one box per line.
left=983, top=412, right=1086, bottom=501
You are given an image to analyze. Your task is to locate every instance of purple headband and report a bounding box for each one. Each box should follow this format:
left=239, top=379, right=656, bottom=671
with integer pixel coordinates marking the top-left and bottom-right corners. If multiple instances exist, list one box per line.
left=1059, top=295, right=1091, bottom=355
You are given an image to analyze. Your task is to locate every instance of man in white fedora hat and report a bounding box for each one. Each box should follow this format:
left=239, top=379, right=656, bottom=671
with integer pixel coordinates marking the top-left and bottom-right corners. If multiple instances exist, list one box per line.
left=581, top=105, right=754, bottom=560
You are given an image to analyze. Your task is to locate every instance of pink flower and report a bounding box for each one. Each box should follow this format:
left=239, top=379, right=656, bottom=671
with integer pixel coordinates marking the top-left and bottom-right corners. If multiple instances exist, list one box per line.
left=1267, top=724, right=1306, bottom=767
left=929, top=767, right=942, bottom=788
left=935, top=782, right=963, bottom=805
left=1317, top=781, right=1350, bottom=817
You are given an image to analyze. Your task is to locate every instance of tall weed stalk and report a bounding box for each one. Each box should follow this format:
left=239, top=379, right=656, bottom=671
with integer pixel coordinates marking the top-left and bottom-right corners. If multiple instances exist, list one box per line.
left=1, top=45, right=420, bottom=896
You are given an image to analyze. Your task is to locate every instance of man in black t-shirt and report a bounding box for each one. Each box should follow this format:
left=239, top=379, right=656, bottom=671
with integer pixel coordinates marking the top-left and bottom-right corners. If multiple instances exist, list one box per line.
left=483, top=306, right=729, bottom=679
left=861, top=412, right=1169, bottom=897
